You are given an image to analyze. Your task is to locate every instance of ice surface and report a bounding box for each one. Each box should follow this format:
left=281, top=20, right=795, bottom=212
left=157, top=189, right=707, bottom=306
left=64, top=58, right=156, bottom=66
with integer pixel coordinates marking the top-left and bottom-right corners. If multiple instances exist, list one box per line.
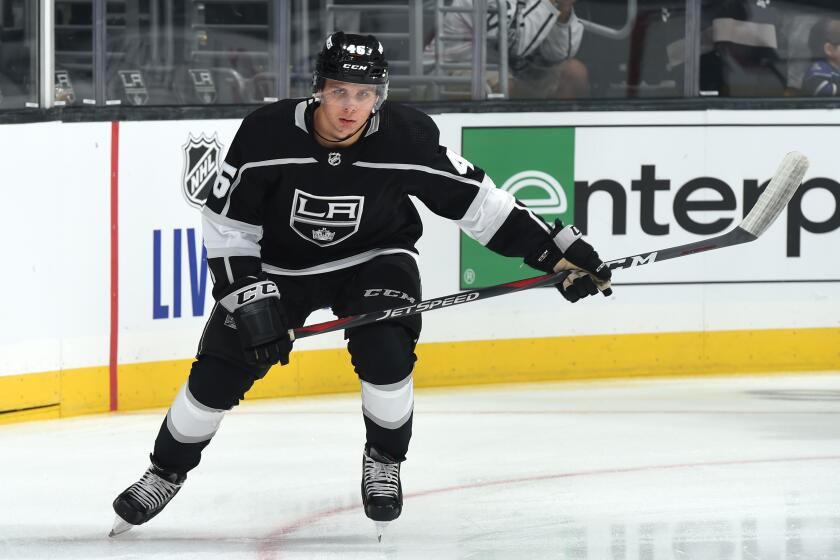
left=1, top=373, right=839, bottom=559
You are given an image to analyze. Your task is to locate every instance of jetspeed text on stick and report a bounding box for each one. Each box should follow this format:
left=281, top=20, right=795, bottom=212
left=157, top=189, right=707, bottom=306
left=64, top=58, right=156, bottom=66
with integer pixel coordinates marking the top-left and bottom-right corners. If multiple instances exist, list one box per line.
left=379, top=292, right=480, bottom=320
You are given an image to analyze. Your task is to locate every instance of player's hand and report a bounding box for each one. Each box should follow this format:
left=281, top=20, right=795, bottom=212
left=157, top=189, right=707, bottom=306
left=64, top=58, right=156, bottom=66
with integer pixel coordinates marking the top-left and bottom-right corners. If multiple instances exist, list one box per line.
left=524, top=220, right=613, bottom=301
left=219, top=277, right=292, bottom=369
left=556, top=270, right=603, bottom=303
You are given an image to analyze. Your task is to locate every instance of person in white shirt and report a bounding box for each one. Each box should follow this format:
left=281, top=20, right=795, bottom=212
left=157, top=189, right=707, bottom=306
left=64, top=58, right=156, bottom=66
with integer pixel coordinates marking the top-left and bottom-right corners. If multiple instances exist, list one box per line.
left=432, top=0, right=589, bottom=98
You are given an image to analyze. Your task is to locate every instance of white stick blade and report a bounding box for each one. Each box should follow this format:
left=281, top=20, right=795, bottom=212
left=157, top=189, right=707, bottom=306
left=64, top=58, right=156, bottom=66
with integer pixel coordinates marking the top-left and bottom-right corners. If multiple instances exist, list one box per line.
left=740, top=151, right=809, bottom=237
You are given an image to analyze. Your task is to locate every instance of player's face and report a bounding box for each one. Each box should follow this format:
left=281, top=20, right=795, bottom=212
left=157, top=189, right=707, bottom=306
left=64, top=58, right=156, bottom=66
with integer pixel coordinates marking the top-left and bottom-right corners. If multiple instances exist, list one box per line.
left=317, top=79, right=379, bottom=135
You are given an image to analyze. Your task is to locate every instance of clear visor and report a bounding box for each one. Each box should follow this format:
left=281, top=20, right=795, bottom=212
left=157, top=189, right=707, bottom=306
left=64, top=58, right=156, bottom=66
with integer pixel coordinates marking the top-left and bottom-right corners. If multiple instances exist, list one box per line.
left=316, top=79, right=388, bottom=111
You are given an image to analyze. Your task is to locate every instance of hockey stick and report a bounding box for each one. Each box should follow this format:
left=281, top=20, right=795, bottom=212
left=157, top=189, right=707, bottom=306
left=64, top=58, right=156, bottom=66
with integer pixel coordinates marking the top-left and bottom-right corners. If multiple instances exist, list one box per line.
left=603, top=151, right=809, bottom=272
left=288, top=152, right=809, bottom=342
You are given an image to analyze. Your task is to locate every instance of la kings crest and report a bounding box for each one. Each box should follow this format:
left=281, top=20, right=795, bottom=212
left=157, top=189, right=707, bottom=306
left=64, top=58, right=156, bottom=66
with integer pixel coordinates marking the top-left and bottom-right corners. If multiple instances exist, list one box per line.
left=182, top=133, right=223, bottom=208
left=290, top=189, right=364, bottom=247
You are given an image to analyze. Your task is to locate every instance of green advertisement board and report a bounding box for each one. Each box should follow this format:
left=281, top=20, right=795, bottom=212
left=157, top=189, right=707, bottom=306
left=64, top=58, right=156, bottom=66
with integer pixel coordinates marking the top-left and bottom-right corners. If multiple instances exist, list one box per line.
left=459, top=127, right=576, bottom=289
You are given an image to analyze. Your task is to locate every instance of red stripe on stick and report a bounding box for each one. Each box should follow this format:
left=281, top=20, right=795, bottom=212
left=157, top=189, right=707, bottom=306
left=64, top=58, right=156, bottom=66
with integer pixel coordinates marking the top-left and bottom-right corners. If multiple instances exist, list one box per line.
left=109, top=121, right=119, bottom=412
left=295, top=316, right=354, bottom=334
left=506, top=274, right=552, bottom=289
left=679, top=244, right=717, bottom=256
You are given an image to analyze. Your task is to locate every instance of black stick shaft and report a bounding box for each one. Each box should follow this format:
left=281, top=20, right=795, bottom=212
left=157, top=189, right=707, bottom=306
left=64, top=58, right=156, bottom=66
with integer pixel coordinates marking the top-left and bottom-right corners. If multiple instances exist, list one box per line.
left=289, top=270, right=568, bottom=341
left=604, top=227, right=756, bottom=272
left=289, top=227, right=761, bottom=341
left=288, top=152, right=802, bottom=342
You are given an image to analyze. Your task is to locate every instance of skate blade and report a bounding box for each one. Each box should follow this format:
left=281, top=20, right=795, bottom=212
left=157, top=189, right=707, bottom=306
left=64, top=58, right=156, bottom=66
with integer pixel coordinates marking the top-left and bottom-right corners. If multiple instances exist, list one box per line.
left=375, top=521, right=389, bottom=543
left=109, top=515, right=134, bottom=537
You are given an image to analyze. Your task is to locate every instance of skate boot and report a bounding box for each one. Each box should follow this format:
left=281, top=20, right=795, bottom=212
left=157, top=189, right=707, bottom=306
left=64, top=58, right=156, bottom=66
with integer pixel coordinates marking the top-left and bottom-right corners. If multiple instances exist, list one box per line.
left=361, top=445, right=402, bottom=541
left=109, top=455, right=186, bottom=536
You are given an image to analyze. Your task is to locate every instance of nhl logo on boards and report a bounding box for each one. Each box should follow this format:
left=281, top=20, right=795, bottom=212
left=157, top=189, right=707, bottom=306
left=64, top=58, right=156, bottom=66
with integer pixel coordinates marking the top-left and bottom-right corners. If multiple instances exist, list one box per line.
left=182, top=133, right=224, bottom=208
left=328, top=152, right=341, bottom=166
left=290, top=188, right=364, bottom=247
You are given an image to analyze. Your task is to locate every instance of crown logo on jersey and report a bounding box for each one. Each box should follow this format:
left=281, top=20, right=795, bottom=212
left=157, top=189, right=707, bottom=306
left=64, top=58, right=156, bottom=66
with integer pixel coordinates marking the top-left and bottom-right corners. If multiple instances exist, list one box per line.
left=328, top=152, right=341, bottom=166
left=312, top=227, right=336, bottom=242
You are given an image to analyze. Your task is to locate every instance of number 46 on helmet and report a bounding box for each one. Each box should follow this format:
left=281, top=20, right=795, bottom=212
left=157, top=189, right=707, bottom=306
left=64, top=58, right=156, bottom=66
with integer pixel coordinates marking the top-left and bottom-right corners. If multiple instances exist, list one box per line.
left=313, top=31, right=390, bottom=113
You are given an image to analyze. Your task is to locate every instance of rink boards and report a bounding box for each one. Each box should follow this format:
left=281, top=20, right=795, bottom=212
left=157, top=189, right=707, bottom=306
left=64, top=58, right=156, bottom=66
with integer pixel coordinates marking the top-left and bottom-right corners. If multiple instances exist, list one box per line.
left=1, top=109, right=839, bottom=422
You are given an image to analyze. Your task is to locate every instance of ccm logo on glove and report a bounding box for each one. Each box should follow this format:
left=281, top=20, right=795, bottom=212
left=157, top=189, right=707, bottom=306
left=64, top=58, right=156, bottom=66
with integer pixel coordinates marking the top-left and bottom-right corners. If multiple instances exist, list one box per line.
left=219, top=278, right=291, bottom=371
left=233, top=282, right=279, bottom=306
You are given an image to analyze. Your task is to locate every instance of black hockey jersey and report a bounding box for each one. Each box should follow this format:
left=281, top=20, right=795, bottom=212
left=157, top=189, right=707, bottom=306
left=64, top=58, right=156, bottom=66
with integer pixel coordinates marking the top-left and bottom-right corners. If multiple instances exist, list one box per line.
left=202, top=98, right=552, bottom=297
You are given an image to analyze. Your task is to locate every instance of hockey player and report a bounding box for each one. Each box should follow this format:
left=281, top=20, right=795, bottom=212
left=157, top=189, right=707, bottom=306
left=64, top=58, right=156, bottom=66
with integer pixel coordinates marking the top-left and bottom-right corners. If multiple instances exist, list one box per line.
left=110, top=31, right=612, bottom=538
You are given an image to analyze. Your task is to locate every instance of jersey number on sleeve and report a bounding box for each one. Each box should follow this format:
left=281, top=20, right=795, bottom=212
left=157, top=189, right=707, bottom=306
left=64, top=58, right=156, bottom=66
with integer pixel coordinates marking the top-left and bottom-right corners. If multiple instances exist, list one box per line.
left=213, top=162, right=238, bottom=198
left=446, top=148, right=475, bottom=176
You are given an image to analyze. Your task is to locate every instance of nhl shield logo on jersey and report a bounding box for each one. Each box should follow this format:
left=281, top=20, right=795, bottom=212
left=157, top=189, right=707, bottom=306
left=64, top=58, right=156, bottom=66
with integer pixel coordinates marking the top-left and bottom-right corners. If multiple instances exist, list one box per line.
left=290, top=189, right=364, bottom=247
left=182, top=133, right=224, bottom=208
left=328, top=152, right=341, bottom=166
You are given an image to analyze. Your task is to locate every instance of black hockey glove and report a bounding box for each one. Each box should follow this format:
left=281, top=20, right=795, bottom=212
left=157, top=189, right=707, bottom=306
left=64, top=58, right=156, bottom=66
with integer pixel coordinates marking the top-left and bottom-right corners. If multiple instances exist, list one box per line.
left=219, top=277, right=292, bottom=368
left=524, top=219, right=613, bottom=302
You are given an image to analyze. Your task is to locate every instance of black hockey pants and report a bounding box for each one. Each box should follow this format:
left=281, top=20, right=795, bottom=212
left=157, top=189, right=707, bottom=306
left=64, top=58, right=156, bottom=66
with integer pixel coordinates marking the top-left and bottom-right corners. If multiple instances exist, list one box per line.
left=152, top=253, right=421, bottom=474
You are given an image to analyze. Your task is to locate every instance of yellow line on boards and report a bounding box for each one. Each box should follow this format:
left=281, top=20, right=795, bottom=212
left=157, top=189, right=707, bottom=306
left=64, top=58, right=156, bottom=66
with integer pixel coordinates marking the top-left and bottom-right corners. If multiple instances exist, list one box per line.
left=0, top=328, right=838, bottom=424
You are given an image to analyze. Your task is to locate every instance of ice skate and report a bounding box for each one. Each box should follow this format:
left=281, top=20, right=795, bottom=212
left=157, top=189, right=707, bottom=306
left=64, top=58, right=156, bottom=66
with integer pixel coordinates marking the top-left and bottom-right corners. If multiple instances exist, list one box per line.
left=109, top=456, right=186, bottom=536
left=361, top=445, right=402, bottom=541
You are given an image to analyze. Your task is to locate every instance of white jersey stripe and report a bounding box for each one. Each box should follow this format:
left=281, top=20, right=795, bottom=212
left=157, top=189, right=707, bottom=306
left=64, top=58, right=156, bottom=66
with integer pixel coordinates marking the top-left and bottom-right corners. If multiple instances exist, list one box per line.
left=294, top=99, right=309, bottom=132
left=221, top=157, right=318, bottom=216
left=202, top=207, right=263, bottom=259
left=354, top=160, right=526, bottom=245
left=456, top=174, right=516, bottom=245
left=262, top=248, right=418, bottom=276
left=522, top=205, right=552, bottom=234
left=353, top=160, right=484, bottom=188
left=202, top=205, right=262, bottom=234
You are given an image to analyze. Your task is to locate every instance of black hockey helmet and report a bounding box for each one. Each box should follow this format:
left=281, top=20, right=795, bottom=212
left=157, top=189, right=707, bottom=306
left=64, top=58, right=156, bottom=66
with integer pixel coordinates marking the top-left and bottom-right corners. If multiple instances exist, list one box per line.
left=313, top=31, right=389, bottom=111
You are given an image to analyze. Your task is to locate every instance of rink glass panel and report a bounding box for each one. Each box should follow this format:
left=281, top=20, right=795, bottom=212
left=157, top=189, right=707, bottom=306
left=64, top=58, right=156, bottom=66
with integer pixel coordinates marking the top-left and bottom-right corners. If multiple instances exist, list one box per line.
left=5, top=1, right=840, bottom=109
left=697, top=0, right=840, bottom=98
left=100, top=1, right=277, bottom=106
left=0, top=0, right=38, bottom=109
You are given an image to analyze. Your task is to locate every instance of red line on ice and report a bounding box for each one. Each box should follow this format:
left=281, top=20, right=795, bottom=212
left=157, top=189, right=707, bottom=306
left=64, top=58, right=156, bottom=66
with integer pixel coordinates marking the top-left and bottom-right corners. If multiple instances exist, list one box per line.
left=256, top=454, right=840, bottom=559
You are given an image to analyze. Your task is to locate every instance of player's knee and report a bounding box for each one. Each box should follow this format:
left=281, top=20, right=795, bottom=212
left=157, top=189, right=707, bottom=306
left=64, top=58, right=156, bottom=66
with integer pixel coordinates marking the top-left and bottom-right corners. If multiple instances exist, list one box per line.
left=165, top=356, right=260, bottom=444
left=361, top=372, right=414, bottom=431
left=349, top=324, right=416, bottom=431
left=166, top=382, right=226, bottom=444
left=348, top=324, right=416, bottom=385
left=187, top=355, right=260, bottom=410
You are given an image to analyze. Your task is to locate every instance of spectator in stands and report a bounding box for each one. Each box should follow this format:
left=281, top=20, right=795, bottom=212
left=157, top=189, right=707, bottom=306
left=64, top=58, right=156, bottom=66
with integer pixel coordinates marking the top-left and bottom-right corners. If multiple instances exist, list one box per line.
left=802, top=17, right=840, bottom=97
left=432, top=0, right=589, bottom=99
left=667, top=0, right=782, bottom=97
